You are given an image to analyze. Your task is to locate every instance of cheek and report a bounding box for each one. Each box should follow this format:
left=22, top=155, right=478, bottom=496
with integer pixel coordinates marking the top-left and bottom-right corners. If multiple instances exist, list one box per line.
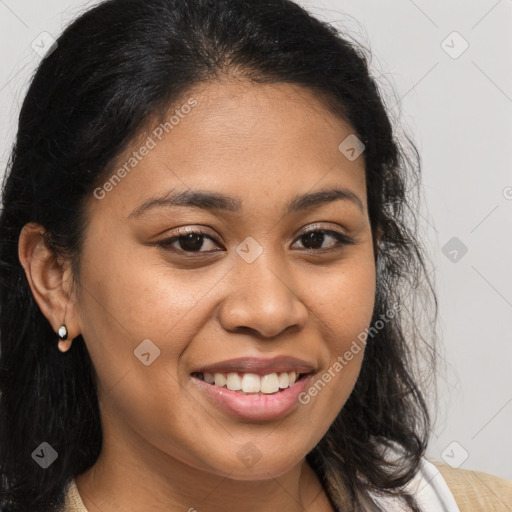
left=75, top=246, right=217, bottom=464
left=310, top=252, right=376, bottom=347
left=75, top=239, right=212, bottom=395
left=301, top=255, right=376, bottom=415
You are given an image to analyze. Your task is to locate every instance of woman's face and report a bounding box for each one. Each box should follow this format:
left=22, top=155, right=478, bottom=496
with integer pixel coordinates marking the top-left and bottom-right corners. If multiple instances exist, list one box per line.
left=74, top=80, right=376, bottom=479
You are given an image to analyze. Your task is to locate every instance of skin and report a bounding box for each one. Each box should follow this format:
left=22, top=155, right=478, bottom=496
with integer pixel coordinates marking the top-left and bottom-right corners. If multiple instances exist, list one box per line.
left=18, top=79, right=377, bottom=511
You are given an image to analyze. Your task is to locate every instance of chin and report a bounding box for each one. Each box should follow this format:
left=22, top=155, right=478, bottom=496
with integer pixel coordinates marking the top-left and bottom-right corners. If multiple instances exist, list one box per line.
left=206, top=453, right=302, bottom=481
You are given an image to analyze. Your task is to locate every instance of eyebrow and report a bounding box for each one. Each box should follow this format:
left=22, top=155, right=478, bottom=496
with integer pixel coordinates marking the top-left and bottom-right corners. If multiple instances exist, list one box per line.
left=128, top=186, right=364, bottom=219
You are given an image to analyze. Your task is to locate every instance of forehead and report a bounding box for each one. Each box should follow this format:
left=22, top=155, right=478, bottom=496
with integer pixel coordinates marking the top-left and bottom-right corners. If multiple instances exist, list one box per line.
left=170, top=79, right=358, bottom=160
left=88, top=80, right=367, bottom=219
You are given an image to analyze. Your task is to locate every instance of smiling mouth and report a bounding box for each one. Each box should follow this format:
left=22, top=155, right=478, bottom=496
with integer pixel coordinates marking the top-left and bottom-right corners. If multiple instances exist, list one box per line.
left=191, top=371, right=310, bottom=395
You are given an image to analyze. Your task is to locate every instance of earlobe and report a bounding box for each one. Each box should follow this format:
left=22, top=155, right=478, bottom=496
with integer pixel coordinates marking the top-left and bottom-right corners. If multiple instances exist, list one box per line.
left=18, top=222, right=81, bottom=352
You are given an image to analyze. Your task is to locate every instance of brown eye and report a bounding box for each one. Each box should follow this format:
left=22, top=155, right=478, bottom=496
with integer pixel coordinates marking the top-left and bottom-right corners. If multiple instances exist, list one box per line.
left=293, top=229, right=354, bottom=251
left=157, top=230, right=221, bottom=253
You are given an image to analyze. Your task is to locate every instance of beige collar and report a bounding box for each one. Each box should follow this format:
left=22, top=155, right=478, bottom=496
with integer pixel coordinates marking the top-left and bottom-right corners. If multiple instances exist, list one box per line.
left=63, top=478, right=88, bottom=511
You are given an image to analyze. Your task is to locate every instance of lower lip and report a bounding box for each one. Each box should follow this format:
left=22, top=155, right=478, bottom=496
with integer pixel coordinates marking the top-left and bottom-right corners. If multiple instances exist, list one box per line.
left=191, top=373, right=314, bottom=421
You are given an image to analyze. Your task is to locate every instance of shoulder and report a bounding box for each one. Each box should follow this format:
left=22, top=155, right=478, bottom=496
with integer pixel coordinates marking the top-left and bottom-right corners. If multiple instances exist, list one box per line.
left=431, top=460, right=512, bottom=512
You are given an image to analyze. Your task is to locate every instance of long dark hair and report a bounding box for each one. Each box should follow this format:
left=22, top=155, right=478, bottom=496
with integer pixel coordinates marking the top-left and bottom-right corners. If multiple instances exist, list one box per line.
left=0, top=0, right=438, bottom=510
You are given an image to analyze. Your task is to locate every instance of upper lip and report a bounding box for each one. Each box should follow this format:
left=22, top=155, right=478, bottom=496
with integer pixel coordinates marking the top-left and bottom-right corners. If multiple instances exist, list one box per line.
left=192, top=356, right=317, bottom=376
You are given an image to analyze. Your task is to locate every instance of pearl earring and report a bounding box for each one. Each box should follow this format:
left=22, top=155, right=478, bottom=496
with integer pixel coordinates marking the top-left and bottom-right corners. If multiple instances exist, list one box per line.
left=58, top=324, right=68, bottom=340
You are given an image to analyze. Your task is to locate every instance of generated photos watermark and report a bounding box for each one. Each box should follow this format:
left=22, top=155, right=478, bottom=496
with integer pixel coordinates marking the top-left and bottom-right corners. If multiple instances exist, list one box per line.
left=93, top=97, right=198, bottom=200
left=298, top=302, right=401, bottom=405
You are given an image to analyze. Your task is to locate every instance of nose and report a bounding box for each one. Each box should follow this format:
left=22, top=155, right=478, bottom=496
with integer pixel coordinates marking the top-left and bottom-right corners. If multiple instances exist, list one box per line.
left=218, top=254, right=308, bottom=339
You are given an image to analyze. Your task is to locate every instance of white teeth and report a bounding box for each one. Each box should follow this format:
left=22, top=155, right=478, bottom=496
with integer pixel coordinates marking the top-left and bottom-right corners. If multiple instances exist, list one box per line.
left=200, top=371, right=303, bottom=393
left=241, top=373, right=260, bottom=393
left=226, top=372, right=242, bottom=391
left=204, top=372, right=215, bottom=384
left=260, top=373, right=280, bottom=394
left=214, top=373, right=226, bottom=387
left=278, top=372, right=289, bottom=389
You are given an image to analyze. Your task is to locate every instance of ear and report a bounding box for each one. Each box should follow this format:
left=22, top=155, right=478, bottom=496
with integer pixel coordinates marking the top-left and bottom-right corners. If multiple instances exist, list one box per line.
left=18, top=222, right=81, bottom=352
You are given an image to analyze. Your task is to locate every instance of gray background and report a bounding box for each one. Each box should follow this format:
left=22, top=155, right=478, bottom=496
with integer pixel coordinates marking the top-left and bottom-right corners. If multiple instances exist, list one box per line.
left=1, top=0, right=511, bottom=480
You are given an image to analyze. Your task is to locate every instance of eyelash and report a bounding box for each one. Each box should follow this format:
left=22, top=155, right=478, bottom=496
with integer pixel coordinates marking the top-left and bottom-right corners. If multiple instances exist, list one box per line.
left=156, top=227, right=354, bottom=255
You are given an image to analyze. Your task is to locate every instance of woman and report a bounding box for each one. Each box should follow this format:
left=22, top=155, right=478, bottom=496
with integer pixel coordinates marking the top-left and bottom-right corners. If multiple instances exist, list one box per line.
left=0, top=0, right=510, bottom=511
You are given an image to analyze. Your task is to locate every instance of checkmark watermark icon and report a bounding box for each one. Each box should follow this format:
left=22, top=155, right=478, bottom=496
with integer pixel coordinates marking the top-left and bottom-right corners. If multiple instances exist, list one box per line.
left=31, top=32, right=58, bottom=58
